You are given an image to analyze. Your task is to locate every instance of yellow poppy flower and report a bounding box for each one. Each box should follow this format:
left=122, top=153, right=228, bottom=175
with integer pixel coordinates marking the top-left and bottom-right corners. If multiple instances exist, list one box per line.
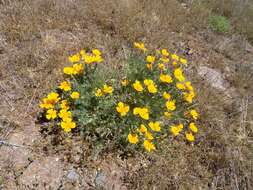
left=121, top=79, right=129, bottom=86
left=185, top=132, right=195, bottom=142
left=160, top=57, right=170, bottom=63
left=146, top=63, right=152, bottom=70
left=133, top=80, right=143, bottom=92
left=164, top=111, right=171, bottom=118
left=95, top=89, right=103, bottom=97
left=44, top=92, right=60, bottom=106
left=80, top=49, right=86, bottom=56
left=189, top=122, right=198, bottom=133
left=171, top=53, right=179, bottom=61
left=133, top=107, right=141, bottom=115
left=138, top=124, right=148, bottom=134
left=84, top=54, right=103, bottom=64
left=148, top=121, right=161, bottom=132
left=160, top=74, right=173, bottom=84
left=161, top=49, right=169, bottom=56
left=170, top=125, right=179, bottom=136
left=176, top=83, right=186, bottom=90
left=73, top=63, right=83, bottom=74
left=128, top=133, right=139, bottom=144
left=63, top=67, right=74, bottom=75
left=71, top=92, right=80, bottom=99
left=145, top=131, right=154, bottom=140
left=59, top=81, right=71, bottom=91
left=47, top=92, right=59, bottom=100
left=144, top=79, right=154, bottom=86
left=166, top=100, right=176, bottom=111
left=133, top=107, right=149, bottom=120
left=174, top=68, right=185, bottom=82
left=103, top=84, right=113, bottom=94
left=147, top=84, right=157, bottom=94
left=139, top=108, right=149, bottom=120
left=94, top=55, right=103, bottom=63
left=58, top=109, right=72, bottom=121
left=61, top=118, right=76, bottom=132
left=180, top=58, right=187, bottom=65
left=83, top=54, right=93, bottom=64
left=68, top=54, right=80, bottom=63
left=46, top=109, right=57, bottom=120
left=163, top=92, right=171, bottom=100
left=39, top=98, right=54, bottom=109
left=60, top=100, right=69, bottom=110
left=190, top=109, right=199, bottom=120
left=178, top=123, right=184, bottom=129
left=134, top=42, right=147, bottom=52
left=185, top=81, right=194, bottom=91
left=172, top=61, right=177, bottom=66
left=170, top=124, right=182, bottom=136
left=116, top=102, right=130, bottom=117
left=146, top=55, right=155, bottom=63
left=143, top=140, right=155, bottom=152
left=184, top=91, right=195, bottom=103
left=92, top=49, right=102, bottom=56
left=158, top=63, right=165, bottom=70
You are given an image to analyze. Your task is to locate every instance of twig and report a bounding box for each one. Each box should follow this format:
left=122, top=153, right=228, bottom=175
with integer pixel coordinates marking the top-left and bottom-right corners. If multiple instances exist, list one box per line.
left=0, top=140, right=27, bottom=148
left=22, top=88, right=38, bottom=118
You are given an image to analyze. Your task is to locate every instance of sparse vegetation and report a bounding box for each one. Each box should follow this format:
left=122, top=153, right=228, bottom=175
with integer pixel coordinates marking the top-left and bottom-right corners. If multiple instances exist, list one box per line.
left=191, top=0, right=253, bottom=43
left=0, top=0, right=252, bottom=189
left=208, top=15, right=230, bottom=33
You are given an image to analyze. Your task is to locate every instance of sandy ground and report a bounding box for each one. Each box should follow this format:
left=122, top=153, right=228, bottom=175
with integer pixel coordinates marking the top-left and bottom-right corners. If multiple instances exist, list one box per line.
left=0, top=0, right=253, bottom=189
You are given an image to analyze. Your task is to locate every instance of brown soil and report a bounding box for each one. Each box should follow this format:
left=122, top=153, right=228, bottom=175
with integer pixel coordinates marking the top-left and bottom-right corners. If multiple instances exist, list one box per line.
left=0, top=0, right=252, bottom=189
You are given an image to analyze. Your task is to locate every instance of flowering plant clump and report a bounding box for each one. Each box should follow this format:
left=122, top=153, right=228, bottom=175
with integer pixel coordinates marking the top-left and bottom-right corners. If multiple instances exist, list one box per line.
left=39, top=42, right=200, bottom=152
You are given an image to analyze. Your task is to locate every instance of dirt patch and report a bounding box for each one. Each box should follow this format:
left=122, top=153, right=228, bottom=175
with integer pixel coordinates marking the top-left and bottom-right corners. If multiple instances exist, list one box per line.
left=94, top=159, right=128, bottom=190
left=18, top=156, right=64, bottom=189
left=0, top=0, right=252, bottom=189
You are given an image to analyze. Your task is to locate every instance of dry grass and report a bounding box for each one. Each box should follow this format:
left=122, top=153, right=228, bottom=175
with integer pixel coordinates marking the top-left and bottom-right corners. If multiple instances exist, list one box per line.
left=189, top=0, right=253, bottom=43
left=0, top=0, right=252, bottom=189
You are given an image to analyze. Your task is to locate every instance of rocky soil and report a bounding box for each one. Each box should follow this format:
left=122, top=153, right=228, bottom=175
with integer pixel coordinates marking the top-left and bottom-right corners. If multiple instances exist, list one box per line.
left=0, top=0, right=253, bottom=189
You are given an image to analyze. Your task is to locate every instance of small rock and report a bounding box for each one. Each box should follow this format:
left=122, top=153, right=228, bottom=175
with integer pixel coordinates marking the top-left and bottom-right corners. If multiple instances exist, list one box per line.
left=181, top=3, right=187, bottom=9
left=66, top=169, right=79, bottom=182
left=197, top=66, right=229, bottom=91
left=94, top=160, right=127, bottom=190
left=95, top=171, right=107, bottom=187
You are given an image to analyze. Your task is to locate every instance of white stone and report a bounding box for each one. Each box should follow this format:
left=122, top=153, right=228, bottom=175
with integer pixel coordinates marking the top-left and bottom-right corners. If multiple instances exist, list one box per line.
left=198, top=66, right=229, bottom=91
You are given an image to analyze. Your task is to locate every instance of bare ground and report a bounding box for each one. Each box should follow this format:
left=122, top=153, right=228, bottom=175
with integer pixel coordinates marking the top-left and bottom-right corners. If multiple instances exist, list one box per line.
left=0, top=0, right=252, bottom=189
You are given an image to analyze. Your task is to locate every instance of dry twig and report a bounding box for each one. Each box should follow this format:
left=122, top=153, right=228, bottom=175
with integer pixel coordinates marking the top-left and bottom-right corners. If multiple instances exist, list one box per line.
left=0, top=139, right=27, bottom=148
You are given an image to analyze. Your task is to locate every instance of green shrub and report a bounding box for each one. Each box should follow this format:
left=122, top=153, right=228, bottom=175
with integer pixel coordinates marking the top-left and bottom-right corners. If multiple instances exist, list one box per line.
left=39, top=43, right=200, bottom=153
left=208, top=15, right=230, bottom=33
